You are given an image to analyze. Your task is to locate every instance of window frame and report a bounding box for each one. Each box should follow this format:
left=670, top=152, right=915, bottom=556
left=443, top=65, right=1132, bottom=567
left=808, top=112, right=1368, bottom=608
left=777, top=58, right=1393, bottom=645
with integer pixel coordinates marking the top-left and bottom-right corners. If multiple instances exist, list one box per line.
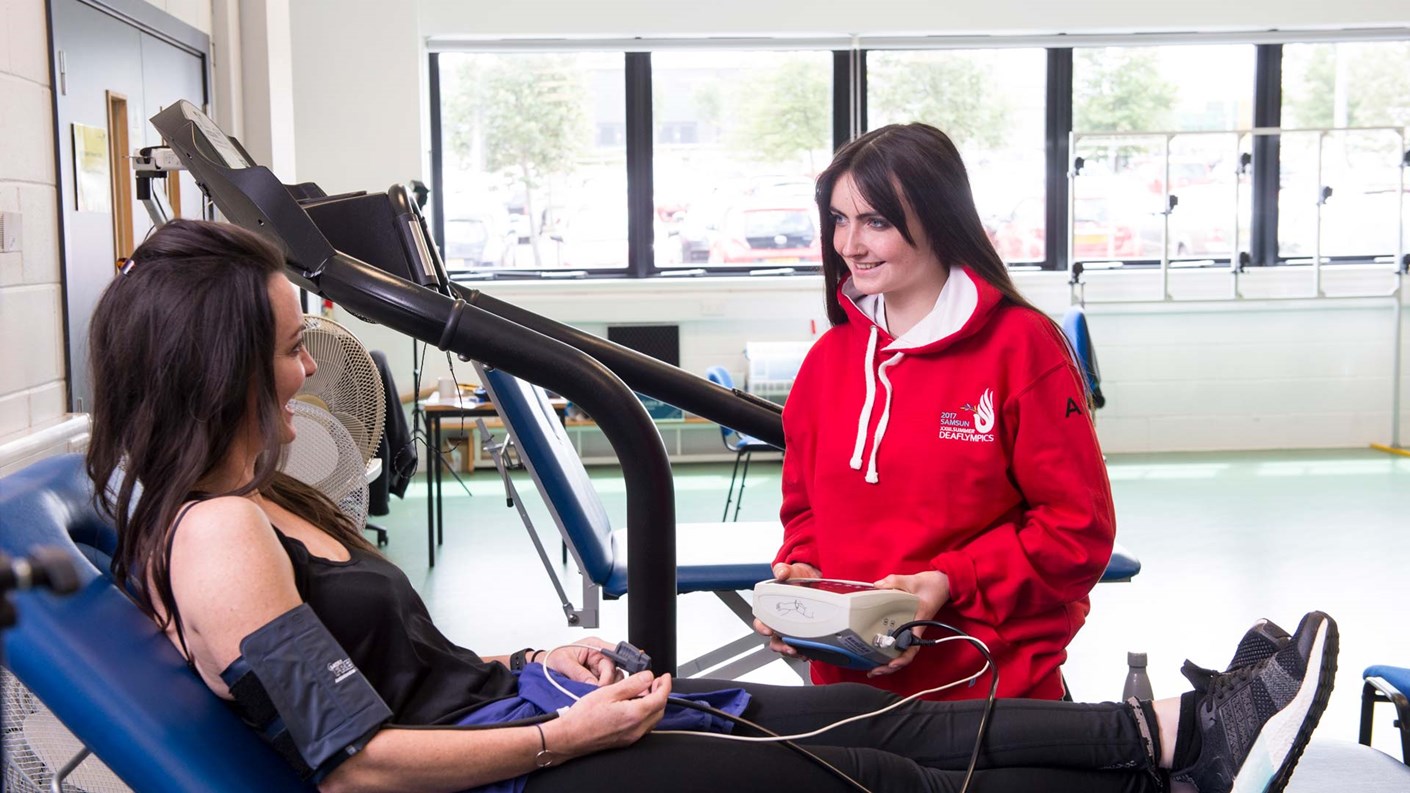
left=426, top=29, right=1410, bottom=281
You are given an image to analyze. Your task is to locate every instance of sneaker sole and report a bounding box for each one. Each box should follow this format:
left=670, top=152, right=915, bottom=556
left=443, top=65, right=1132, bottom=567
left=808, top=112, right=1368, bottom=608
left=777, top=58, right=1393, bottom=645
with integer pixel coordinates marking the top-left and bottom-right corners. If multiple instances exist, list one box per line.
left=1229, top=613, right=1338, bottom=793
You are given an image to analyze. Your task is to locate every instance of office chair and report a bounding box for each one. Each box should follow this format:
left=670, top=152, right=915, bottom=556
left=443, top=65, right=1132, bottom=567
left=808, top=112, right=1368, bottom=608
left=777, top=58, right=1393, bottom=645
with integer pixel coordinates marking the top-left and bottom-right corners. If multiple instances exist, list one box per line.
left=1061, top=306, right=1105, bottom=409
left=705, top=366, right=780, bottom=521
left=1360, top=665, right=1410, bottom=764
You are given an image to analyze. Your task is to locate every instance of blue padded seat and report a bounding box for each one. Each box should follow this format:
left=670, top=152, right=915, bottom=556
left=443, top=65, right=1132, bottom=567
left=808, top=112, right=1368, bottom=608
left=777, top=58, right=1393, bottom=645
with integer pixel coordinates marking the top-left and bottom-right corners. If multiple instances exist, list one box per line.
left=705, top=365, right=779, bottom=521
left=480, top=367, right=777, bottom=600
left=1102, top=543, right=1141, bottom=583
left=1365, top=666, right=1410, bottom=702
left=478, top=364, right=790, bottom=680
left=0, top=454, right=310, bottom=792
left=1061, top=306, right=1105, bottom=409
left=1360, top=664, right=1410, bottom=764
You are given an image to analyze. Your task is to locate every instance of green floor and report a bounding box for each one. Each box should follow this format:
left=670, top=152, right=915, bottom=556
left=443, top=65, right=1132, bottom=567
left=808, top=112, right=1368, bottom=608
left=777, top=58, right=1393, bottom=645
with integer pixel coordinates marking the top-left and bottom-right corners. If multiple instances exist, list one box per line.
left=371, top=447, right=1410, bottom=757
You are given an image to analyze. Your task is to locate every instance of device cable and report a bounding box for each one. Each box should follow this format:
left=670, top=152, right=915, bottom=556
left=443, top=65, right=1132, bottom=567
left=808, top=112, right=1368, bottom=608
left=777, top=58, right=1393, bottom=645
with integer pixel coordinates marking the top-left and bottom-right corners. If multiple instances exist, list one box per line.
left=541, top=638, right=996, bottom=793
left=891, top=620, right=999, bottom=793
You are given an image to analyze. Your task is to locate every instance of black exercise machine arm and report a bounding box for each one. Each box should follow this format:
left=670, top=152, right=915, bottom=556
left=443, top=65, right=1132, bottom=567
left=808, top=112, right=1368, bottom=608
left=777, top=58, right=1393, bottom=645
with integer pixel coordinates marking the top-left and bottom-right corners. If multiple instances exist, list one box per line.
left=150, top=102, right=683, bottom=673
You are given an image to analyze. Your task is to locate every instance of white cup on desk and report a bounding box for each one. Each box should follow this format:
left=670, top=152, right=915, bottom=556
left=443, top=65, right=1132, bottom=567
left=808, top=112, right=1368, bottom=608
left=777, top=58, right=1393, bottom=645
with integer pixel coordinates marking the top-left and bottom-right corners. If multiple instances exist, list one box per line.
left=437, top=377, right=456, bottom=400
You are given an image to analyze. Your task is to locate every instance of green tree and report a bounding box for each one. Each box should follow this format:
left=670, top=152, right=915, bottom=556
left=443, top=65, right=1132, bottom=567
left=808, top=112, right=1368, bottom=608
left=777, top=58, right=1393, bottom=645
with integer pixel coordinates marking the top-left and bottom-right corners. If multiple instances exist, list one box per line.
left=868, top=55, right=1011, bottom=150
left=736, top=59, right=829, bottom=171
left=1285, top=43, right=1410, bottom=129
left=1074, top=50, right=1177, bottom=169
left=443, top=55, right=587, bottom=266
left=1074, top=50, right=1177, bottom=133
left=1347, top=43, right=1410, bottom=128
left=1282, top=45, right=1337, bottom=129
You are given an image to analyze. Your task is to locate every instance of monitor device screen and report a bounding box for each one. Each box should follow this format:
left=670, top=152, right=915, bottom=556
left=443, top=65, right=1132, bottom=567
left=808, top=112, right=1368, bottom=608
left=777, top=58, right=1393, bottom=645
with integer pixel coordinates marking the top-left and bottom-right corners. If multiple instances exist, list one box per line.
left=180, top=101, right=251, bottom=169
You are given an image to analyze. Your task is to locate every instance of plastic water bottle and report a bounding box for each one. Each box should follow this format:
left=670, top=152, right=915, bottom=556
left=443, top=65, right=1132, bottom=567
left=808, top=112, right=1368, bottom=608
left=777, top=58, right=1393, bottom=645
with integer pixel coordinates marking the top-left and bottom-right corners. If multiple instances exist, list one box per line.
left=1123, top=651, right=1154, bottom=701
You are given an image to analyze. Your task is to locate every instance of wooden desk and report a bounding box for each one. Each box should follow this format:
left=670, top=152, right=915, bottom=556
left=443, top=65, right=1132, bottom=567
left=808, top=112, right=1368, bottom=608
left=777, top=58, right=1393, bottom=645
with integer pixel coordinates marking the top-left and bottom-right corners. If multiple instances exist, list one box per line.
left=421, top=393, right=567, bottom=567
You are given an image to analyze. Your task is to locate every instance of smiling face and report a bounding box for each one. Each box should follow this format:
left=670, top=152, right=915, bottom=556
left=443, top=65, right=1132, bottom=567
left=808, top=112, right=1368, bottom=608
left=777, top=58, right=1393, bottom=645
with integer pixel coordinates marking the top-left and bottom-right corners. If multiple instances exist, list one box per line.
left=829, top=171, right=948, bottom=307
left=267, top=274, right=316, bottom=444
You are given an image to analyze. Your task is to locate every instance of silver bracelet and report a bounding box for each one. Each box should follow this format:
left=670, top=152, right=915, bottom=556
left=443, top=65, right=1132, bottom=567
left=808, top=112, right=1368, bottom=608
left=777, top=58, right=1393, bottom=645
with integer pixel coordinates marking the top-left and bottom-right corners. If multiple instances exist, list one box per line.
left=533, top=722, right=561, bottom=768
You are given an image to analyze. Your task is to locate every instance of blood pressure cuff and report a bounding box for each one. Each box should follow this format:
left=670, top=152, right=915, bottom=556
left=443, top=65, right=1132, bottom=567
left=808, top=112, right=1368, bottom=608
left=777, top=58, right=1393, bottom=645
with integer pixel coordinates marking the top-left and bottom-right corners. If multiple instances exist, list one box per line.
left=219, top=604, right=392, bottom=782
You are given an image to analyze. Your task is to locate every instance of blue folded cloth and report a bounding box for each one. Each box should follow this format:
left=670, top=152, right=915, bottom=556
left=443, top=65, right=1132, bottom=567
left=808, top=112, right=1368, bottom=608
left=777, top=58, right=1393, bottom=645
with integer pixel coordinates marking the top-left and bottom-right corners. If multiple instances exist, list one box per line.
left=458, top=664, right=751, bottom=793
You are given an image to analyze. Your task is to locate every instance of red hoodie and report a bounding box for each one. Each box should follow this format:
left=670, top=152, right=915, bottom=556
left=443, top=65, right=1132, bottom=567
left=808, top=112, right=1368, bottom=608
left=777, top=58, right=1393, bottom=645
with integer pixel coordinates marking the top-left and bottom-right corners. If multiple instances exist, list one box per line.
left=774, top=267, right=1115, bottom=700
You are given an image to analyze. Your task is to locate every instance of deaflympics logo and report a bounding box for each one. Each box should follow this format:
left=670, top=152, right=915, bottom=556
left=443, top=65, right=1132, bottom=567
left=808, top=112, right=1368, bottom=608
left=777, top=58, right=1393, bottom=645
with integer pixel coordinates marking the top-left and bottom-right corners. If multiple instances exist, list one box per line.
left=939, top=389, right=997, bottom=443
left=968, top=389, right=995, bottom=433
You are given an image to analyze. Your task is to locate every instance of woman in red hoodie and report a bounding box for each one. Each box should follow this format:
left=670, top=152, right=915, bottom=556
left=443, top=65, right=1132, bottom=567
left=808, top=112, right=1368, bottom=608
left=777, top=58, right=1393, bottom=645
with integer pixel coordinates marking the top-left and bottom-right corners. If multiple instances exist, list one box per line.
left=757, top=123, right=1116, bottom=702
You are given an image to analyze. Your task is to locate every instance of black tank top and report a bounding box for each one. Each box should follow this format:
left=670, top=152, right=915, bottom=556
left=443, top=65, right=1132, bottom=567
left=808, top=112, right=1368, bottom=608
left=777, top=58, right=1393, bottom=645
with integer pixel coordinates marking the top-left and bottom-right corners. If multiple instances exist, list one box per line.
left=271, top=529, right=519, bottom=725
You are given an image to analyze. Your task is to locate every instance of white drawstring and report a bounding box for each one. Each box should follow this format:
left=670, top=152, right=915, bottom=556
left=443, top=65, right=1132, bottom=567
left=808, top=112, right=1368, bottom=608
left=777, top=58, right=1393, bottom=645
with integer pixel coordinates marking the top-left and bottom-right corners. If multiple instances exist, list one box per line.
left=849, top=322, right=904, bottom=485
left=849, top=326, right=880, bottom=471
left=864, top=353, right=904, bottom=483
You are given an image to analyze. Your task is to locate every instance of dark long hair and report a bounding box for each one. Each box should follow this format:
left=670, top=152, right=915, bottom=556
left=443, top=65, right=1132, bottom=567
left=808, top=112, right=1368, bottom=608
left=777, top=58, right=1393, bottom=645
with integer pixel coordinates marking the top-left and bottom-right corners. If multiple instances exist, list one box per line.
left=87, top=219, right=375, bottom=626
left=816, top=123, right=1047, bottom=327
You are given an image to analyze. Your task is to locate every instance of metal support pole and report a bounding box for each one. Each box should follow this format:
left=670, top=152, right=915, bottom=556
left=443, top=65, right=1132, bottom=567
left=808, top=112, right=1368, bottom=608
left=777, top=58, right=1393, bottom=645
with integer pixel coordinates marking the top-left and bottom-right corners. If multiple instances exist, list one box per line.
left=1396, top=135, right=1408, bottom=449
left=1393, top=275, right=1404, bottom=450
left=1314, top=131, right=1328, bottom=297
left=1232, top=134, right=1247, bottom=299
left=1067, top=132, right=1078, bottom=285
left=1161, top=134, right=1173, bottom=299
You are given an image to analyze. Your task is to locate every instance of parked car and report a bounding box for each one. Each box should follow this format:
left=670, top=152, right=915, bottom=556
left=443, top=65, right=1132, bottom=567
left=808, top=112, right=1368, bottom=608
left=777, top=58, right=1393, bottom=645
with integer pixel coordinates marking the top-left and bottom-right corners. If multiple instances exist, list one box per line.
left=677, top=199, right=727, bottom=264
left=986, top=195, right=1146, bottom=262
left=708, top=204, right=821, bottom=265
left=443, top=212, right=516, bottom=271
left=544, top=204, right=629, bottom=269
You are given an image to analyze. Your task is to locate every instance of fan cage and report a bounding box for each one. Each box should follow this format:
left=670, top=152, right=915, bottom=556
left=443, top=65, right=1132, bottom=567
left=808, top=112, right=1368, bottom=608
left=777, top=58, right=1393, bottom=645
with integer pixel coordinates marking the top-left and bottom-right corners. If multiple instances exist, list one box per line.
left=298, top=315, right=385, bottom=465
left=280, top=401, right=371, bottom=529
left=2, top=668, right=130, bottom=793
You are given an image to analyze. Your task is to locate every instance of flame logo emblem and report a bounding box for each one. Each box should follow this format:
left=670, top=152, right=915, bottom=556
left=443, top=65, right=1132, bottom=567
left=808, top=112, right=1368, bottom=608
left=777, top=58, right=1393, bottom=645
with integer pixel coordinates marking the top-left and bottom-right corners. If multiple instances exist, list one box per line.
left=973, top=389, right=995, bottom=433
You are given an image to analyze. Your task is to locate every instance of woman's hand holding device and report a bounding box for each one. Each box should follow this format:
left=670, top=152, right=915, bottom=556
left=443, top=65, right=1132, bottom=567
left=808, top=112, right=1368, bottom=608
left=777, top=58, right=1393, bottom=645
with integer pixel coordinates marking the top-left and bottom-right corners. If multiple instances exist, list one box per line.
left=866, top=570, right=951, bottom=677
left=546, top=670, right=672, bottom=759
left=541, top=636, right=621, bottom=685
left=753, top=562, right=823, bottom=657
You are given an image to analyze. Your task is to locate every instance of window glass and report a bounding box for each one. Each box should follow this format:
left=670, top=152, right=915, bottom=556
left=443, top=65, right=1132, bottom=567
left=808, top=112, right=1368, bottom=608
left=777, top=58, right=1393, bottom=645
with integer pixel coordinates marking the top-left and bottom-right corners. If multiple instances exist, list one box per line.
left=651, top=51, right=832, bottom=269
left=439, top=52, right=626, bottom=273
left=868, top=49, right=1048, bottom=265
left=1280, top=42, right=1410, bottom=260
left=1072, top=45, right=1255, bottom=264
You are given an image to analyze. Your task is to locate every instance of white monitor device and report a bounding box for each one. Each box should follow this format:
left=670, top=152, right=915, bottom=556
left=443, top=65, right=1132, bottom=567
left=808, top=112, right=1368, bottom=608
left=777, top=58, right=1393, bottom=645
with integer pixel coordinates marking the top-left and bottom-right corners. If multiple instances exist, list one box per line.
left=752, top=579, right=919, bottom=670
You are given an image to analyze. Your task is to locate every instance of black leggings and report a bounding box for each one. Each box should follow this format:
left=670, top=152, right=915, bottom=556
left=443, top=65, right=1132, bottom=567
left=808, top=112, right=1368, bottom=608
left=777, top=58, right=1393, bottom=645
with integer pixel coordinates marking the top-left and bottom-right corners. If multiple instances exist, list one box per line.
left=524, top=679, right=1166, bottom=793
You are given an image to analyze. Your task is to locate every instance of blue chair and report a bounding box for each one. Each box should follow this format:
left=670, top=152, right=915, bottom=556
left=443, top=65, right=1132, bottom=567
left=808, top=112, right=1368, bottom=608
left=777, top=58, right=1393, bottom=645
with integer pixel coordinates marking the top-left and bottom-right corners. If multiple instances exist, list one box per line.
left=1062, top=306, right=1105, bottom=409
left=476, top=363, right=804, bottom=680
left=1360, top=665, right=1410, bottom=764
left=0, top=454, right=310, bottom=791
left=705, top=366, right=780, bottom=521
left=1101, top=545, right=1141, bottom=582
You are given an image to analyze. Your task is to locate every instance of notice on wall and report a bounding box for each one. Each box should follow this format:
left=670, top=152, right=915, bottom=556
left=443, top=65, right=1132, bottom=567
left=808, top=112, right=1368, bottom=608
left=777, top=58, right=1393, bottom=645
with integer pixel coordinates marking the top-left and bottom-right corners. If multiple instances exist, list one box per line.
left=73, top=122, right=112, bottom=213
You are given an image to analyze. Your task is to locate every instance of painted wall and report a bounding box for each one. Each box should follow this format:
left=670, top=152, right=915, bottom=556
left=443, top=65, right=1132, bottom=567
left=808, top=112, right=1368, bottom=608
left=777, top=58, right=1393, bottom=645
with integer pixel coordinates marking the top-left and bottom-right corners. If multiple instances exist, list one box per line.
left=0, top=0, right=213, bottom=472
left=0, top=0, right=71, bottom=473
left=418, top=0, right=1410, bottom=38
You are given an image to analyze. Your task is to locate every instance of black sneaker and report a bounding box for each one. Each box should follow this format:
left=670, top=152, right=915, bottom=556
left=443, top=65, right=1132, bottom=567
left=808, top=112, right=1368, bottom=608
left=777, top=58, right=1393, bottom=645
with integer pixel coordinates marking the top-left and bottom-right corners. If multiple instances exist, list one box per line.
left=1181, top=619, right=1293, bottom=690
left=1172, top=611, right=1338, bottom=793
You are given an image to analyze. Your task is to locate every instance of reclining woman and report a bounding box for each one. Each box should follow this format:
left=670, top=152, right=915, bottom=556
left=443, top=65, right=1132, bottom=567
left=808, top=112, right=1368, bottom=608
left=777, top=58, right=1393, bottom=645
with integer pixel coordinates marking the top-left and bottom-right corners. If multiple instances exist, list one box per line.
left=86, top=219, right=1336, bottom=793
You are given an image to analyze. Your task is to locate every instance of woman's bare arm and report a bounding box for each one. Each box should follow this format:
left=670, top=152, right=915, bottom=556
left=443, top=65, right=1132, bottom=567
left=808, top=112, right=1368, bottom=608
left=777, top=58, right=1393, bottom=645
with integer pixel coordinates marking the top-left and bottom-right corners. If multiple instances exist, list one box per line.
left=167, top=497, right=670, bottom=793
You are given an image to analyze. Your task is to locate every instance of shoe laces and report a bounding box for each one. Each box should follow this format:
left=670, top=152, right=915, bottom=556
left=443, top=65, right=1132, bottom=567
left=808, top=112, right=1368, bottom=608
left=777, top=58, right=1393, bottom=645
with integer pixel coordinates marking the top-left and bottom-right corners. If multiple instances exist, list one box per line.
left=1208, top=664, right=1256, bottom=704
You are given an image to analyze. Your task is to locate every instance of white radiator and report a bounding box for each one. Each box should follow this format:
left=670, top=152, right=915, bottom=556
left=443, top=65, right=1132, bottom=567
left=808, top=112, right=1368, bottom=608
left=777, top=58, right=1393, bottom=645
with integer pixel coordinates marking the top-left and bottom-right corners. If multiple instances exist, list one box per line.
left=0, top=415, right=91, bottom=478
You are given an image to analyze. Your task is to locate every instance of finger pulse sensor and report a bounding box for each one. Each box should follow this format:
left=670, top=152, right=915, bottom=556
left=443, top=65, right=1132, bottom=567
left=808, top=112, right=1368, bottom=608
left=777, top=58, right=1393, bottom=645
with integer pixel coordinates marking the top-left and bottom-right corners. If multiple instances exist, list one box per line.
left=752, top=579, right=920, bottom=670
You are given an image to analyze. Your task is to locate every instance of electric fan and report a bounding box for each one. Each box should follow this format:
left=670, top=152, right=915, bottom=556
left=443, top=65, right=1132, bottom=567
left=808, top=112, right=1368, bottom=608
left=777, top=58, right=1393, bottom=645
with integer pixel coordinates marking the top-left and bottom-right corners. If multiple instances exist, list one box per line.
left=295, top=315, right=385, bottom=465
left=279, top=315, right=385, bottom=527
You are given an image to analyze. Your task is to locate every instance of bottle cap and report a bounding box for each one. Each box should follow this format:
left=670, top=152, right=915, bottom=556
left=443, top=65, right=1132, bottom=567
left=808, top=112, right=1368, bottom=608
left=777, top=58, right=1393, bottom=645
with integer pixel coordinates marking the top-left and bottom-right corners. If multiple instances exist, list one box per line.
left=1127, top=651, right=1148, bottom=667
